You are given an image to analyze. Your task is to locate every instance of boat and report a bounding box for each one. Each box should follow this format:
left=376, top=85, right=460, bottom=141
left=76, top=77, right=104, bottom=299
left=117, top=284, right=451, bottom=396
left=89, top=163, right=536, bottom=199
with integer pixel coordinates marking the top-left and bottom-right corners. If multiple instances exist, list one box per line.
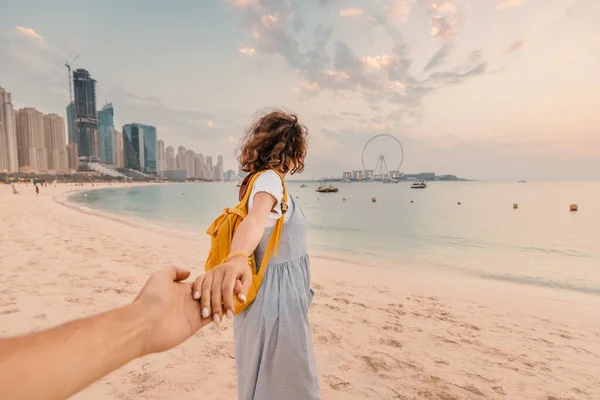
left=518, top=180, right=527, bottom=183
left=300, top=183, right=307, bottom=188
left=342, top=178, right=351, bottom=183
left=383, top=177, right=399, bottom=184
left=236, top=182, right=241, bottom=187
left=316, top=184, right=339, bottom=193
left=410, top=180, right=427, bottom=189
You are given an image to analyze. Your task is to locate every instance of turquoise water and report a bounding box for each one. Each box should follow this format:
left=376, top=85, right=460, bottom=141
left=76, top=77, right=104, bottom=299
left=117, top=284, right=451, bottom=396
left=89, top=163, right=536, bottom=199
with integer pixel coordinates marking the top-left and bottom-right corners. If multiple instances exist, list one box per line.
left=71, top=181, right=600, bottom=295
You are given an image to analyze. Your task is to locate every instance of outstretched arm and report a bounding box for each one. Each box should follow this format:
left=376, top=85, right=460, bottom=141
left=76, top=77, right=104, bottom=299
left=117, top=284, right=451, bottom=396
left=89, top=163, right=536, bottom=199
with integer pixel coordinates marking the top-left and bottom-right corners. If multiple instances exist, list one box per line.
left=0, top=267, right=210, bottom=400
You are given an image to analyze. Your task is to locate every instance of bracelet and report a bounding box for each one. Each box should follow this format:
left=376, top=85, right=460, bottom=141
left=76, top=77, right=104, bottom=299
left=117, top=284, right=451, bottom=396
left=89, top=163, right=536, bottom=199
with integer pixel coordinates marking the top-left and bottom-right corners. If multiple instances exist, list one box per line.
left=222, top=251, right=251, bottom=264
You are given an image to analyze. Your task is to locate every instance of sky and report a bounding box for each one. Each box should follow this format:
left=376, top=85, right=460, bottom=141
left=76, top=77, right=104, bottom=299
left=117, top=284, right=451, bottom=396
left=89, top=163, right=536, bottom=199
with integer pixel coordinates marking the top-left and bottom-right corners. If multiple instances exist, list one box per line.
left=0, top=0, right=598, bottom=180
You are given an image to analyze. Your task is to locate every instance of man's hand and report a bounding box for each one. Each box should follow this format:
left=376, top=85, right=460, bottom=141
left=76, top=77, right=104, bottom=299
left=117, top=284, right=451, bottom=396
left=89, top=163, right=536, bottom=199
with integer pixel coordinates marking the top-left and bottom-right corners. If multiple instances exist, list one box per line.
left=134, top=266, right=211, bottom=355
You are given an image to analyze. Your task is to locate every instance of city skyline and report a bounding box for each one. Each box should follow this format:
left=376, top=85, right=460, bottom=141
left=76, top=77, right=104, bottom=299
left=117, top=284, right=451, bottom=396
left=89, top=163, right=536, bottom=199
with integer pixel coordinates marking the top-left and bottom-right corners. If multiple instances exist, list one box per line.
left=0, top=82, right=231, bottom=180
left=1, top=1, right=599, bottom=180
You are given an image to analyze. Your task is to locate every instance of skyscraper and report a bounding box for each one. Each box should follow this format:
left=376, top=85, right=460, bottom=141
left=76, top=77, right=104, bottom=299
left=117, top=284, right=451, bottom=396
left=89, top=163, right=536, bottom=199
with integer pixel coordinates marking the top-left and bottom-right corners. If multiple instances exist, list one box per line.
left=122, top=123, right=157, bottom=173
left=205, top=155, right=213, bottom=180
left=66, top=102, right=75, bottom=145
left=122, top=124, right=144, bottom=171
left=98, top=103, right=115, bottom=164
left=185, top=150, right=196, bottom=178
left=194, top=153, right=205, bottom=179
left=72, top=69, right=99, bottom=160
left=165, top=146, right=176, bottom=170
left=113, top=130, right=124, bottom=168
left=141, top=124, right=157, bottom=174
left=176, top=146, right=186, bottom=170
left=67, top=143, right=78, bottom=170
left=157, top=139, right=165, bottom=170
left=0, top=86, right=18, bottom=173
left=43, top=113, right=68, bottom=171
left=216, top=155, right=224, bottom=181
left=15, top=108, right=48, bottom=172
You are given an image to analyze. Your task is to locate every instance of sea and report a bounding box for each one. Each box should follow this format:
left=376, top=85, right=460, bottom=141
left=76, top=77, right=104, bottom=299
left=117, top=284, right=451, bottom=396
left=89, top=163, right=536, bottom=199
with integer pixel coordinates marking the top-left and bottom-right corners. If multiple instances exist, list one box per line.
left=70, top=181, right=600, bottom=295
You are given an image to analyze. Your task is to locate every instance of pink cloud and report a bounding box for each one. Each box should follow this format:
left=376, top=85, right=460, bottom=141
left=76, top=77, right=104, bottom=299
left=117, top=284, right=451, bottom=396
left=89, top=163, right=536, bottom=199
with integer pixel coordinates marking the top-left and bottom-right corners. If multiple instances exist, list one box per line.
left=496, top=0, right=526, bottom=10
left=14, top=26, right=44, bottom=41
left=506, top=39, right=527, bottom=52
left=228, top=0, right=256, bottom=6
left=238, top=47, right=256, bottom=56
left=339, top=8, right=365, bottom=17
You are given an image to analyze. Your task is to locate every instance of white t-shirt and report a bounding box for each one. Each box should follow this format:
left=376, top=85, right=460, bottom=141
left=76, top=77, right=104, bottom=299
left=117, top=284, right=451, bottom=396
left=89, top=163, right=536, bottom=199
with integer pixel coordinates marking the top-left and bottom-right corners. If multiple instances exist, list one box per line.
left=247, top=170, right=293, bottom=228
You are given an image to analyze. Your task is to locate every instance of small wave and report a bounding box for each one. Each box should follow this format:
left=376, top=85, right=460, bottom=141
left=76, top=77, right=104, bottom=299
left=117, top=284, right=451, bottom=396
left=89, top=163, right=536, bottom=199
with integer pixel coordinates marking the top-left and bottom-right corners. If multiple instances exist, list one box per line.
left=472, top=271, right=600, bottom=295
left=430, top=235, right=592, bottom=259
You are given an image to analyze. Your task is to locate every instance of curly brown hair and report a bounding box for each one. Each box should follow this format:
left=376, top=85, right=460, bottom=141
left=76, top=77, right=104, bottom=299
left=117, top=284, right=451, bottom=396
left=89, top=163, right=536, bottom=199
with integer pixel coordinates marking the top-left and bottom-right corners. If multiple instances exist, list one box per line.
left=238, top=109, right=308, bottom=175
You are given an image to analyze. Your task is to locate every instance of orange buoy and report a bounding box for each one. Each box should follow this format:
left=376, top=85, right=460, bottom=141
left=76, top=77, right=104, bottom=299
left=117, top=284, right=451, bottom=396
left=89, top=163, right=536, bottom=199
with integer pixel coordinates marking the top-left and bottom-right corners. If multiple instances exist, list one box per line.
left=372, top=197, right=377, bottom=203
left=457, top=202, right=461, bottom=205
left=570, top=204, right=578, bottom=212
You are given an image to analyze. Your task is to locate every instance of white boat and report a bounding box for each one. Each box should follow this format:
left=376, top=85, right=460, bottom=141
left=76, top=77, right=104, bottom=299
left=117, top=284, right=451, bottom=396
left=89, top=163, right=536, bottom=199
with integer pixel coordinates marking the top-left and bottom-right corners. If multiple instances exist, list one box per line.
left=342, top=178, right=351, bottom=183
left=410, top=180, right=427, bottom=189
left=300, top=183, right=307, bottom=188
left=383, top=177, right=399, bottom=184
left=316, top=184, right=339, bottom=193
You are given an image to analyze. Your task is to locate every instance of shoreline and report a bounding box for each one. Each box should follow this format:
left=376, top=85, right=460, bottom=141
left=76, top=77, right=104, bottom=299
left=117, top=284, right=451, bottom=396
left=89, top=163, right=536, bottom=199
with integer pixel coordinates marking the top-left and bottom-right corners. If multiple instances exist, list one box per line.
left=2, top=183, right=599, bottom=399
left=65, top=183, right=600, bottom=298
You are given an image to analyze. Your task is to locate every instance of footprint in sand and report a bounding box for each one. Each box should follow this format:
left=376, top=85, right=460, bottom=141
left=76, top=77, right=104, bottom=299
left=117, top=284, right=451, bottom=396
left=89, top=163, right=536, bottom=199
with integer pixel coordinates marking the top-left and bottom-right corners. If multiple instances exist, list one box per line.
left=324, top=375, right=353, bottom=392
left=380, top=338, right=403, bottom=348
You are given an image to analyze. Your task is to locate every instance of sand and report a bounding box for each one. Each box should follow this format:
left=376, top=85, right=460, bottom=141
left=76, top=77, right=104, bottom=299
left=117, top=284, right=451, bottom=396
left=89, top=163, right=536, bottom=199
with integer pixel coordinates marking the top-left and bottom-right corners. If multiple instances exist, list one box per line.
left=1, top=182, right=599, bottom=400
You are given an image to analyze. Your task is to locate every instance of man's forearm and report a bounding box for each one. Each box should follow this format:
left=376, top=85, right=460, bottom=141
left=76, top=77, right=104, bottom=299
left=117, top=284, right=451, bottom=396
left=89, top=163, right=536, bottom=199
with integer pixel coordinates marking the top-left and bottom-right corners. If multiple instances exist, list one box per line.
left=0, top=302, right=150, bottom=400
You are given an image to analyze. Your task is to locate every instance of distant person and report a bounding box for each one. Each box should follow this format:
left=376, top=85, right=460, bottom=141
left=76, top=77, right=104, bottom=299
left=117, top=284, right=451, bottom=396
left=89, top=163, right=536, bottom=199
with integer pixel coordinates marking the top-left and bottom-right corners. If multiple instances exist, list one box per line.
left=0, top=266, right=224, bottom=400
left=193, top=109, right=321, bottom=399
left=35, top=185, right=39, bottom=196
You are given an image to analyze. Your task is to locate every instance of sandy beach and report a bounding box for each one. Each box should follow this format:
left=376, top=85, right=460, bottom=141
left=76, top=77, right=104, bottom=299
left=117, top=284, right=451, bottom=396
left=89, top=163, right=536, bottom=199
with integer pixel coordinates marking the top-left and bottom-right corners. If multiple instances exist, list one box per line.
left=1, top=183, right=599, bottom=400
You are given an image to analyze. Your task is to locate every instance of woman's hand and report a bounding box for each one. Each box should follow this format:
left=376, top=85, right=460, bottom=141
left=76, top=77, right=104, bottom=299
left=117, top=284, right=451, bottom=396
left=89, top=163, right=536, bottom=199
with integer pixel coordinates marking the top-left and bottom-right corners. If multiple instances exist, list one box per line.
left=193, top=257, right=252, bottom=325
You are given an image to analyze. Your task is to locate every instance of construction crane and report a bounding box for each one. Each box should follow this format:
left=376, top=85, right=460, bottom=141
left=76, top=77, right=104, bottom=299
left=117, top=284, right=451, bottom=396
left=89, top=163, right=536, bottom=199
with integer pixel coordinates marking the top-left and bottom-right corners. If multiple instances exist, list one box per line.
left=65, top=55, right=79, bottom=144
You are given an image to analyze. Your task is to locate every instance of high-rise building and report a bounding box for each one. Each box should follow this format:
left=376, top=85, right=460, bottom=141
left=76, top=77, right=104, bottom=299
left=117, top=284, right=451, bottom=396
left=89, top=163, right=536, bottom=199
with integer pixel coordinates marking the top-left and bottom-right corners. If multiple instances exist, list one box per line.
left=43, top=113, right=68, bottom=171
left=237, top=164, right=248, bottom=179
left=66, top=102, right=75, bottom=145
left=157, top=139, right=165, bottom=170
left=122, top=123, right=157, bottom=173
left=113, top=130, right=124, bottom=168
left=216, top=155, right=224, bottom=181
left=141, top=125, right=157, bottom=174
left=176, top=146, right=186, bottom=170
left=194, top=153, right=205, bottom=179
left=15, top=108, right=48, bottom=172
left=122, top=124, right=144, bottom=171
left=226, top=169, right=236, bottom=181
left=67, top=143, right=78, bottom=170
left=205, top=155, right=214, bottom=180
left=0, top=86, right=19, bottom=173
left=98, top=103, right=115, bottom=164
left=165, top=146, right=176, bottom=170
left=185, top=150, right=195, bottom=178
left=72, top=69, right=99, bottom=160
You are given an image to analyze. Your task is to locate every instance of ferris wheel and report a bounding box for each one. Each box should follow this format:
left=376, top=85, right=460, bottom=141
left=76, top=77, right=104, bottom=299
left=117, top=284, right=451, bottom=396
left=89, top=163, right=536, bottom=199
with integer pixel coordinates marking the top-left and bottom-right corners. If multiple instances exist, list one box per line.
left=361, top=134, right=404, bottom=179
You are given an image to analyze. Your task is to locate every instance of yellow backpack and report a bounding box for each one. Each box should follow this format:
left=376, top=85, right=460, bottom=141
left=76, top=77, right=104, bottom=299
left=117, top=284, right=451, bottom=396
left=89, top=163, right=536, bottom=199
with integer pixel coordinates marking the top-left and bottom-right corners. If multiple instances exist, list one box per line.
left=204, top=170, right=288, bottom=315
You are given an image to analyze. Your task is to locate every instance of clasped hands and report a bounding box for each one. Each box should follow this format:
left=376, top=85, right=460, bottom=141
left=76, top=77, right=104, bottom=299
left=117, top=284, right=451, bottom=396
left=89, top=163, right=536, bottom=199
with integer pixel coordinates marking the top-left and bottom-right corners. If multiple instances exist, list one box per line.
left=137, top=258, right=252, bottom=354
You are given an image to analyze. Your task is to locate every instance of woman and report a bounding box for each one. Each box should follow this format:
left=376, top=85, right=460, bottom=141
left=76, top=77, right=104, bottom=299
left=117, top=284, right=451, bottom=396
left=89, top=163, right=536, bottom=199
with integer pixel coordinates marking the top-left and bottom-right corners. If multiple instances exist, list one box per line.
left=193, top=110, right=321, bottom=399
